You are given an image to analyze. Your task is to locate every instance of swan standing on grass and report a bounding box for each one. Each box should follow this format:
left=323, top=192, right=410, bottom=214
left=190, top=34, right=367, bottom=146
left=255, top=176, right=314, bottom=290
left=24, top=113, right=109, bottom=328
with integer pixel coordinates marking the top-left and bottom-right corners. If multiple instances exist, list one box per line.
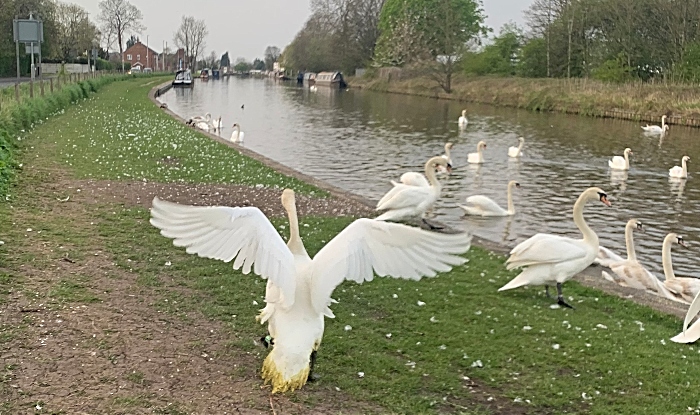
left=149, top=190, right=471, bottom=392
left=231, top=123, right=244, bottom=143
left=458, top=110, right=468, bottom=129
left=641, top=115, right=668, bottom=134
left=508, top=137, right=525, bottom=158
left=660, top=233, right=699, bottom=304
left=498, top=187, right=612, bottom=308
left=671, top=291, right=700, bottom=344
left=467, top=141, right=487, bottom=164
left=608, top=148, right=633, bottom=170
left=598, top=220, right=682, bottom=301
left=460, top=180, right=520, bottom=217
left=376, top=157, right=451, bottom=225
left=669, top=156, right=690, bottom=178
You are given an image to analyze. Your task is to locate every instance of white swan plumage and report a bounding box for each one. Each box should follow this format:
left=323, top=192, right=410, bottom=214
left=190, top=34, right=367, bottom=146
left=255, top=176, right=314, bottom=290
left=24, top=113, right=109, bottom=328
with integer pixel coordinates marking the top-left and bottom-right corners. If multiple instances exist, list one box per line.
left=376, top=156, right=451, bottom=222
left=660, top=233, right=699, bottom=304
left=467, top=141, right=486, bottom=164
left=189, top=112, right=212, bottom=124
left=498, top=187, right=612, bottom=308
left=508, top=137, right=524, bottom=158
left=671, top=291, right=700, bottom=344
left=595, top=219, right=642, bottom=268
left=458, top=110, right=468, bottom=129
left=641, top=115, right=668, bottom=134
left=460, top=180, right=520, bottom=217
left=669, top=156, right=690, bottom=179
left=437, top=142, right=454, bottom=173
left=231, top=123, right=245, bottom=143
left=391, top=172, right=429, bottom=188
left=608, top=148, right=633, bottom=170
left=149, top=190, right=471, bottom=392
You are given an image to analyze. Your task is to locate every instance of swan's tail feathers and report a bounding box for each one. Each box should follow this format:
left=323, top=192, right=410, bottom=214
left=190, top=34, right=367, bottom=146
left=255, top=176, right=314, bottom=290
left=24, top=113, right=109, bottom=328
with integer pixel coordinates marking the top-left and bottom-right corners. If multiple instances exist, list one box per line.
left=261, top=346, right=312, bottom=393
left=601, top=270, right=616, bottom=283
left=607, top=160, right=614, bottom=168
left=498, top=269, right=536, bottom=292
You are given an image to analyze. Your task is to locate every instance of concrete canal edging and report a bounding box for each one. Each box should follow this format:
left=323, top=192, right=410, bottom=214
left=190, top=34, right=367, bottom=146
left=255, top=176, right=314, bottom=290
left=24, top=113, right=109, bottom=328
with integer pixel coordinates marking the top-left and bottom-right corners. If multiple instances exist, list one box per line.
left=148, top=80, right=690, bottom=320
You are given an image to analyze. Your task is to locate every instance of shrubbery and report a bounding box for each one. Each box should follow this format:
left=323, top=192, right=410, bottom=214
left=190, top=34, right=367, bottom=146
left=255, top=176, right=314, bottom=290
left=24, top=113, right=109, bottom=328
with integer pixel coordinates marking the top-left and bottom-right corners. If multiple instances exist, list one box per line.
left=0, top=75, right=123, bottom=199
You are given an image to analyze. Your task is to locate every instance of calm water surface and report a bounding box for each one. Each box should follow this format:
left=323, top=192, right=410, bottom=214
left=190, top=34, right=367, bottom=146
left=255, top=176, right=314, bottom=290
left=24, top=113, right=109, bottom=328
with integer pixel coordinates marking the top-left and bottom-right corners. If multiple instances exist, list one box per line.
left=160, top=77, right=700, bottom=279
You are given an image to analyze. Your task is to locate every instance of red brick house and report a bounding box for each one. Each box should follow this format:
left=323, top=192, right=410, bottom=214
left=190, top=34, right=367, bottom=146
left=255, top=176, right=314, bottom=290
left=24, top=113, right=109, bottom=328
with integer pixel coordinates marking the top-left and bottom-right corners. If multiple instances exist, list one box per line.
left=122, top=41, right=159, bottom=70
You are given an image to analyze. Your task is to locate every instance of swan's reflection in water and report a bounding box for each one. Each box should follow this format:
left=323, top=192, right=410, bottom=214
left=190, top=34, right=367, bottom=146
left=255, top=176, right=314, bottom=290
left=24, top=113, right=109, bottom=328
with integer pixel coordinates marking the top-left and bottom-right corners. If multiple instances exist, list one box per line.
left=669, top=177, right=686, bottom=201
left=610, top=169, right=629, bottom=192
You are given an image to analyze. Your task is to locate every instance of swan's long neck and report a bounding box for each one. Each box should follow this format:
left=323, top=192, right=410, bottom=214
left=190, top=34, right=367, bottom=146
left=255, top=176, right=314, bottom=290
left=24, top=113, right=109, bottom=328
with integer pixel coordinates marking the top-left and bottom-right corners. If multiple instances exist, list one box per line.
left=682, top=158, right=688, bottom=176
left=506, top=182, right=515, bottom=214
left=662, top=235, right=676, bottom=281
left=661, top=116, right=666, bottom=128
left=624, top=152, right=630, bottom=169
left=286, top=201, right=308, bottom=257
left=573, top=191, right=598, bottom=247
left=518, top=140, right=524, bottom=152
left=444, top=145, right=451, bottom=161
left=624, top=221, right=637, bottom=262
left=424, top=160, right=441, bottom=190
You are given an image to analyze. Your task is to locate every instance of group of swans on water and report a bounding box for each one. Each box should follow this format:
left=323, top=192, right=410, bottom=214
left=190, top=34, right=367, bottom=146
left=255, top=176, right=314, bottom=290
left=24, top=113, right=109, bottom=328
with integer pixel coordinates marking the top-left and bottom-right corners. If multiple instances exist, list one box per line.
left=186, top=112, right=245, bottom=143
left=607, top=147, right=690, bottom=179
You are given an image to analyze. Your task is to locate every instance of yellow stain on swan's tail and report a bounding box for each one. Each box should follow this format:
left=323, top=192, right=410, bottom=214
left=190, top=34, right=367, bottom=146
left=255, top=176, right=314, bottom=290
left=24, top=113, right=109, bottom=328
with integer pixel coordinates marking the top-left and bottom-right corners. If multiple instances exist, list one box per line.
left=261, top=353, right=310, bottom=393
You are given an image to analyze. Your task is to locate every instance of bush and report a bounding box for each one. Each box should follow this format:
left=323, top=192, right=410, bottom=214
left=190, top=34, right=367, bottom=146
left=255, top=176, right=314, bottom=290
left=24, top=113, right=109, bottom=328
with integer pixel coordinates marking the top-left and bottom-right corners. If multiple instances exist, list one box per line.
left=592, top=56, right=631, bottom=83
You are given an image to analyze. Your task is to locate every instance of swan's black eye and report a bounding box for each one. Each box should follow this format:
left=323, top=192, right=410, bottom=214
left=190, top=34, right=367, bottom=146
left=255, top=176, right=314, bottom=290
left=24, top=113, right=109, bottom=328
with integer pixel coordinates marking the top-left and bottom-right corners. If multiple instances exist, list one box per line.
left=515, top=183, right=521, bottom=188
left=598, top=192, right=607, bottom=199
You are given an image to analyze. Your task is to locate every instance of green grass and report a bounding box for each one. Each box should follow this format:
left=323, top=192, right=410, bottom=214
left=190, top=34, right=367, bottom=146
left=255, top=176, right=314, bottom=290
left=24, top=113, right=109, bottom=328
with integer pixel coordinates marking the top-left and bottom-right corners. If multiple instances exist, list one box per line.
left=2, top=75, right=700, bottom=415
left=43, top=78, right=323, bottom=195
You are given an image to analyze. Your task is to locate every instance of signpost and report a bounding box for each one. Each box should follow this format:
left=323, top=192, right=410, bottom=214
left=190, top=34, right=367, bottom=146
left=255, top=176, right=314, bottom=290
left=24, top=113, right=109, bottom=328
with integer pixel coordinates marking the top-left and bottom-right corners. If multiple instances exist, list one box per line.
left=13, top=14, right=44, bottom=80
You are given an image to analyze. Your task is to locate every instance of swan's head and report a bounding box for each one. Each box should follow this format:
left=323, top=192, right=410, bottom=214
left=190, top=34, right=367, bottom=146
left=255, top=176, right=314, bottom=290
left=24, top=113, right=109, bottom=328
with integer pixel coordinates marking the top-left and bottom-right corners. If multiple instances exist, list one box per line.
left=666, top=233, right=687, bottom=248
left=624, top=148, right=633, bottom=156
left=281, top=188, right=296, bottom=211
left=445, top=142, right=453, bottom=150
left=683, top=156, right=691, bottom=163
left=232, top=123, right=240, bottom=128
left=662, top=115, right=667, bottom=120
left=429, top=156, right=452, bottom=173
left=630, top=219, right=644, bottom=233
left=587, top=187, right=612, bottom=207
left=518, top=137, right=525, bottom=143
left=508, top=180, right=520, bottom=189
left=477, top=141, right=486, bottom=150
left=461, top=109, right=466, bottom=116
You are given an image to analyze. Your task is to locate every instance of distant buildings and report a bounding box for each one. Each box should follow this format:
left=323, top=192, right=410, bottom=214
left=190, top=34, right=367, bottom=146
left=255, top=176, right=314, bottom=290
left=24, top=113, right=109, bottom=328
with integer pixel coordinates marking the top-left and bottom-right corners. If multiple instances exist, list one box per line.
left=122, top=41, right=159, bottom=71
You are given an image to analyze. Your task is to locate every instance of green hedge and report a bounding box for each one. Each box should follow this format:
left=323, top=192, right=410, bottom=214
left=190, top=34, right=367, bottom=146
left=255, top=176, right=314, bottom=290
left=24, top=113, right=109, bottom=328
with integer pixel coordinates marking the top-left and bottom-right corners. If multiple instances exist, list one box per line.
left=0, top=75, right=125, bottom=200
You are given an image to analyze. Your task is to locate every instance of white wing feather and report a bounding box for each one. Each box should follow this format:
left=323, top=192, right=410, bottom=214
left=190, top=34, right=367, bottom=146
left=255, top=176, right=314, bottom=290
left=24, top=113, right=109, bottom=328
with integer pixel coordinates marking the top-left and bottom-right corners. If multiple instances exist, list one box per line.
left=149, top=197, right=296, bottom=307
left=506, top=234, right=589, bottom=270
left=309, top=219, right=471, bottom=313
left=595, top=245, right=625, bottom=267
left=377, top=184, right=433, bottom=210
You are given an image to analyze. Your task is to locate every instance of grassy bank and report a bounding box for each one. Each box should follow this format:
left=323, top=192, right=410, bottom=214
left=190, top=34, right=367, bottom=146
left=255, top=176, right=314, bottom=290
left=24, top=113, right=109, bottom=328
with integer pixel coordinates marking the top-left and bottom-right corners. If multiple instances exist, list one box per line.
left=2, top=78, right=700, bottom=414
left=351, top=75, right=700, bottom=126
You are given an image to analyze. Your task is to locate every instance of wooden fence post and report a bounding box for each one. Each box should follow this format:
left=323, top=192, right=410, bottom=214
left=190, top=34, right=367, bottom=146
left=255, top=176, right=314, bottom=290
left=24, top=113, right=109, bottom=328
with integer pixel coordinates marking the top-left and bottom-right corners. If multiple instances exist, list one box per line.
left=50, top=78, right=54, bottom=93
left=40, top=79, right=45, bottom=96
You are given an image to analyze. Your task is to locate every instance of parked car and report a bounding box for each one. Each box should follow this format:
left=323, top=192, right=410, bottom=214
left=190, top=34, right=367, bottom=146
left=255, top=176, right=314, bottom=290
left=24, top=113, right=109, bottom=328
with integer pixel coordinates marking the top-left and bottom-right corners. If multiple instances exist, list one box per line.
left=144, top=67, right=153, bottom=74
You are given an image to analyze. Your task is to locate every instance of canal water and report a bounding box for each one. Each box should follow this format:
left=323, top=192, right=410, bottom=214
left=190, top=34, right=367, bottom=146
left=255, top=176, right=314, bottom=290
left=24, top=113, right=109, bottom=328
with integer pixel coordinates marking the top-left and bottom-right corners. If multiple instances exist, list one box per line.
left=159, top=77, right=700, bottom=279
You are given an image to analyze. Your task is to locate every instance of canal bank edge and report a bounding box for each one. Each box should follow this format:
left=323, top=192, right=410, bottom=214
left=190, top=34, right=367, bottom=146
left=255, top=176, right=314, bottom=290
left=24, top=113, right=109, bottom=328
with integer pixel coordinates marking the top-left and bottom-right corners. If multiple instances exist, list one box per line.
left=348, top=75, right=700, bottom=128
left=149, top=81, right=689, bottom=320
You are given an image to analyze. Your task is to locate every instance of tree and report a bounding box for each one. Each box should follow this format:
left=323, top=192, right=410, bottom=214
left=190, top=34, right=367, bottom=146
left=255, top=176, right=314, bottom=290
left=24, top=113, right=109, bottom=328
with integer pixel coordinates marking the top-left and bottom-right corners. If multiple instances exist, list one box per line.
left=174, top=16, right=208, bottom=70
left=55, top=2, right=99, bottom=61
left=126, top=34, right=139, bottom=49
left=205, top=50, right=219, bottom=69
left=234, top=57, right=251, bottom=72
left=264, top=46, right=281, bottom=70
left=375, top=0, right=488, bottom=92
left=98, top=0, right=145, bottom=71
left=253, top=58, right=265, bottom=70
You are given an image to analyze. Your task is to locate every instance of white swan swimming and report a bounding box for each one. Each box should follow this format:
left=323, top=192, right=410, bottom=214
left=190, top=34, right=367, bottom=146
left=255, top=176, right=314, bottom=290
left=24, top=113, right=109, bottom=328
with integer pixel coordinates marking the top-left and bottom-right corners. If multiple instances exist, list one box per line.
left=458, top=110, right=468, bottom=129
left=231, top=123, right=245, bottom=143
left=641, top=115, right=668, bottom=134
left=376, top=156, right=451, bottom=224
left=188, top=112, right=212, bottom=124
left=608, top=148, right=633, bottom=170
left=660, top=233, right=699, bottom=304
left=437, top=142, right=454, bottom=173
left=498, top=187, right=612, bottom=308
left=213, top=116, right=223, bottom=132
left=598, top=221, right=682, bottom=301
left=671, top=291, right=700, bottom=344
left=460, top=180, right=520, bottom=217
left=508, top=137, right=525, bottom=158
left=149, top=190, right=471, bottom=392
left=669, top=156, right=690, bottom=179
left=467, top=141, right=486, bottom=164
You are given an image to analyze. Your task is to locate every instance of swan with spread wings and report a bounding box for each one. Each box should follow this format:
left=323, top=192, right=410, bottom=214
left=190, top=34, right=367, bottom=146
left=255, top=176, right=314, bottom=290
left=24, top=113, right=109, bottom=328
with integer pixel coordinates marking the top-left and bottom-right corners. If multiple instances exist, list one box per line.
left=150, top=189, right=471, bottom=393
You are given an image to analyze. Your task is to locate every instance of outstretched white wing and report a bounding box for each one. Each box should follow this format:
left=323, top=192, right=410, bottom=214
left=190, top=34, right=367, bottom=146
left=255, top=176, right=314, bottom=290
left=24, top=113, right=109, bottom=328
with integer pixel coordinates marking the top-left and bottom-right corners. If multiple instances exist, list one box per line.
left=150, top=197, right=296, bottom=307
left=309, top=218, right=471, bottom=313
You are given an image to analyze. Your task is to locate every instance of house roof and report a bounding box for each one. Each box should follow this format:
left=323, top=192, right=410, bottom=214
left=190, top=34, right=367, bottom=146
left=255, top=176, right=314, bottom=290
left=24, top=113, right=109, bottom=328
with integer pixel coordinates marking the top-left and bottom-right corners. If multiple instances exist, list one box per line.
left=123, top=41, right=159, bottom=56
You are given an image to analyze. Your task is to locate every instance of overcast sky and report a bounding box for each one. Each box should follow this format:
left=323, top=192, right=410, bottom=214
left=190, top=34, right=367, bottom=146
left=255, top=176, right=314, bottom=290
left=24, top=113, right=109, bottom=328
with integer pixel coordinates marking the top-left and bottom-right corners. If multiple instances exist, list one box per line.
left=71, top=0, right=531, bottom=61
